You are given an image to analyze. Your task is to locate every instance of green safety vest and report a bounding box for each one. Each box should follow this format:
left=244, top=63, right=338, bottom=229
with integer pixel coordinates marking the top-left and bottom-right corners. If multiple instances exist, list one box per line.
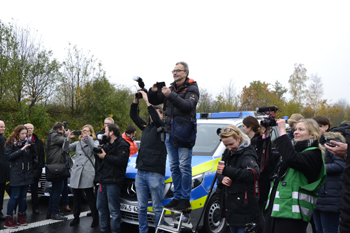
left=266, top=147, right=327, bottom=222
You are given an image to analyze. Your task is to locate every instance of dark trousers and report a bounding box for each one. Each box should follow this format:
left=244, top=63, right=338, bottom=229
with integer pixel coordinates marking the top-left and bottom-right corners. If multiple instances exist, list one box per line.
left=0, top=183, right=11, bottom=214
left=30, top=177, right=40, bottom=210
left=72, top=188, right=98, bottom=221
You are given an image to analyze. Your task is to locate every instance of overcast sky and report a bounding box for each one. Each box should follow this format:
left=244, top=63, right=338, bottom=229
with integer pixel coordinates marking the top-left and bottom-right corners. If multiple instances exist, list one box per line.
left=1, top=0, right=350, bottom=105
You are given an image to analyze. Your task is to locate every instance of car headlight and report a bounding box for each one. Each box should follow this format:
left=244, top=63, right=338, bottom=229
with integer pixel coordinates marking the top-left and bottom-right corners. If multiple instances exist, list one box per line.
left=163, top=173, right=205, bottom=199
left=191, top=173, right=204, bottom=189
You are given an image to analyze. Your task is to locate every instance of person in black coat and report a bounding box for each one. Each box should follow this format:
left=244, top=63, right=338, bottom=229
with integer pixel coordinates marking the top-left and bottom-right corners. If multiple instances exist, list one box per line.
left=216, top=124, right=260, bottom=233
left=0, top=120, right=9, bottom=221
left=130, top=90, right=167, bottom=233
left=312, top=116, right=346, bottom=233
left=24, top=123, right=45, bottom=215
left=4, top=125, right=37, bottom=229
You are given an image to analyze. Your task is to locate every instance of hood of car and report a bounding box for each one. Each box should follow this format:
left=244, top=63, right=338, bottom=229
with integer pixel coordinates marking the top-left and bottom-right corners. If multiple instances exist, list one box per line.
left=125, top=153, right=217, bottom=182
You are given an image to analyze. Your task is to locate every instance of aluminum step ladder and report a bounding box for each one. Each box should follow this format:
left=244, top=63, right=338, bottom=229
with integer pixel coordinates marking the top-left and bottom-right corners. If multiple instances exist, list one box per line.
left=155, top=207, right=193, bottom=233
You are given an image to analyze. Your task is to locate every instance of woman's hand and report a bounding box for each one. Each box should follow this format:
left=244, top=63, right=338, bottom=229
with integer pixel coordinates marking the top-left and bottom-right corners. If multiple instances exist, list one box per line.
left=222, top=176, right=232, bottom=186
left=67, top=130, right=76, bottom=140
left=276, top=119, right=287, bottom=135
left=21, top=144, right=31, bottom=151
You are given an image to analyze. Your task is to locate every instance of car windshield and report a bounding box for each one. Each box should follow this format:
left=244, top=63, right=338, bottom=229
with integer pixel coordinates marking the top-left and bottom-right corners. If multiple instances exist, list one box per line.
left=192, top=123, right=228, bottom=156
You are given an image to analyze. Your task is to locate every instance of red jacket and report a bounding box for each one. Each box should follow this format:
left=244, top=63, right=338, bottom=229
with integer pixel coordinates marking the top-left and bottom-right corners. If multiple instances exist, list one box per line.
left=122, top=133, right=138, bottom=156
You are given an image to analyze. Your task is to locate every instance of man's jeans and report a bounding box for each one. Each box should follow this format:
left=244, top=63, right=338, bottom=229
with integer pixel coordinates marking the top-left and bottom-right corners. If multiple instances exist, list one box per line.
left=313, top=209, right=340, bottom=233
left=47, top=180, right=64, bottom=215
left=135, top=170, right=165, bottom=233
left=165, top=133, right=192, bottom=201
left=6, top=185, right=29, bottom=215
left=97, top=184, right=122, bottom=233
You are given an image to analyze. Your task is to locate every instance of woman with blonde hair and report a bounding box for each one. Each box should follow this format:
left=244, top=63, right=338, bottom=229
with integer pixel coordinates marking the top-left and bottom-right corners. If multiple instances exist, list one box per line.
left=216, top=125, right=260, bottom=233
left=263, top=119, right=326, bottom=233
left=63, top=124, right=99, bottom=227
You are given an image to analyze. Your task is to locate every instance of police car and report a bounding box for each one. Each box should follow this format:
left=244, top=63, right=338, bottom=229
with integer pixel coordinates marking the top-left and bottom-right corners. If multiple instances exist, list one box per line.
left=120, top=111, right=280, bottom=233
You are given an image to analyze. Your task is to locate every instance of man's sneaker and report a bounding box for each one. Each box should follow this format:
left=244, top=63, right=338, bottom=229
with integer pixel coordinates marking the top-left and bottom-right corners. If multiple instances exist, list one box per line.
left=173, top=199, right=191, bottom=211
left=163, top=199, right=180, bottom=209
left=51, top=214, right=68, bottom=221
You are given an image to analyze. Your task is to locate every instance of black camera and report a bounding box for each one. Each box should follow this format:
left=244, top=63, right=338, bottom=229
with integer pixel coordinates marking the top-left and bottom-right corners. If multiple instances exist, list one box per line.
left=63, top=121, right=68, bottom=130
left=93, top=134, right=108, bottom=153
left=133, top=76, right=147, bottom=99
left=256, top=106, right=278, bottom=127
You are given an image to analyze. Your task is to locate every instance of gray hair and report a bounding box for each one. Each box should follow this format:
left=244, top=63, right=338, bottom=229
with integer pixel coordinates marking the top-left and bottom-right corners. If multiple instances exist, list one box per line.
left=104, top=117, right=114, bottom=124
left=176, top=61, right=189, bottom=77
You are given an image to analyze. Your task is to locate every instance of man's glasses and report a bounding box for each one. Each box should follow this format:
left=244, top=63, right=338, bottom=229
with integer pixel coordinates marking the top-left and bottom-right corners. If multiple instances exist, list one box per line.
left=171, top=69, right=186, bottom=74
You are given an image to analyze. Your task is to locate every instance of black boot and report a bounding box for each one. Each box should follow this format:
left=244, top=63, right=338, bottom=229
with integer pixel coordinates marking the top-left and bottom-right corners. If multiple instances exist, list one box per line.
left=70, top=218, right=80, bottom=226
left=90, top=218, right=99, bottom=228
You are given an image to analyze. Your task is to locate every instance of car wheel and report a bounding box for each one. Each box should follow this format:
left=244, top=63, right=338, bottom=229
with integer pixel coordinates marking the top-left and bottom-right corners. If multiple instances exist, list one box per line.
left=201, top=196, right=227, bottom=233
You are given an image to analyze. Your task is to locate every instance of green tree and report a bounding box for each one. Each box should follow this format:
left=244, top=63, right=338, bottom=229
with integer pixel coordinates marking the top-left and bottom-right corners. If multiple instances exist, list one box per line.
left=288, top=63, right=308, bottom=105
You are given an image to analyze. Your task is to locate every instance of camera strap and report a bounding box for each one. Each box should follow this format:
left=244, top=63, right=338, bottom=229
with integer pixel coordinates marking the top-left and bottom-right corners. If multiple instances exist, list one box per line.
left=80, top=141, right=95, bottom=170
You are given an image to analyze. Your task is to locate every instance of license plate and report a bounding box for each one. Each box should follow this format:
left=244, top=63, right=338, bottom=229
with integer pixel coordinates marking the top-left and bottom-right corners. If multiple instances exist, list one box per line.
left=120, top=203, right=138, bottom=213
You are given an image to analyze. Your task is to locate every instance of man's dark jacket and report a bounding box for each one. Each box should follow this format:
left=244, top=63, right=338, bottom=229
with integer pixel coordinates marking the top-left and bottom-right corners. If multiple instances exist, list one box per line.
left=340, top=142, right=350, bottom=232
left=94, top=135, right=129, bottom=187
left=31, top=133, right=45, bottom=178
left=0, top=135, right=9, bottom=183
left=130, top=103, right=167, bottom=176
left=46, top=130, right=66, bottom=165
left=148, top=77, right=199, bottom=133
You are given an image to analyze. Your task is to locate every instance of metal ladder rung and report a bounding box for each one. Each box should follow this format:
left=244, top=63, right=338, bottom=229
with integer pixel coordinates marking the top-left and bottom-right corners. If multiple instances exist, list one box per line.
left=155, top=207, right=192, bottom=233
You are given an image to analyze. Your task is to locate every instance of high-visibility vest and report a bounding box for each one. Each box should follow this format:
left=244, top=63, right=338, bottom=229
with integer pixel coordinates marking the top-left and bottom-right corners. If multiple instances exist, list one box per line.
left=266, top=147, right=326, bottom=222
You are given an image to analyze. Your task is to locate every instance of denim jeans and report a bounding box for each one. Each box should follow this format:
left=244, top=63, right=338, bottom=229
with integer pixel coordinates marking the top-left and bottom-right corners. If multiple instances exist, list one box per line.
left=313, top=209, right=340, bottom=233
left=47, top=180, right=64, bottom=215
left=165, top=133, right=192, bottom=201
left=97, top=184, right=121, bottom=233
left=6, top=185, right=29, bottom=215
left=61, top=179, right=69, bottom=206
left=229, top=226, right=245, bottom=233
left=135, top=170, right=165, bottom=233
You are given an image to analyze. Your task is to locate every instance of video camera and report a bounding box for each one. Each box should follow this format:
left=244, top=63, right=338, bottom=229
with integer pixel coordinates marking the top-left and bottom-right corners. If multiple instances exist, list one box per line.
left=133, top=76, right=148, bottom=99
left=256, top=106, right=278, bottom=127
left=93, top=134, right=108, bottom=153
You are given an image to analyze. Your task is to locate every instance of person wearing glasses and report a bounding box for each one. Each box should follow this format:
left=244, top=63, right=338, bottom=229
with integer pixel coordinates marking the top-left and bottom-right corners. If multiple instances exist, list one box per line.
left=263, top=119, right=326, bottom=233
left=96, top=117, right=114, bottom=137
left=216, top=125, right=260, bottom=233
left=148, top=61, right=199, bottom=211
left=63, top=125, right=99, bottom=228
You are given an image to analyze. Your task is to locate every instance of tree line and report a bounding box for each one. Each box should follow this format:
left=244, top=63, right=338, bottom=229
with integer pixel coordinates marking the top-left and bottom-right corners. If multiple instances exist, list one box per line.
left=1, top=20, right=349, bottom=141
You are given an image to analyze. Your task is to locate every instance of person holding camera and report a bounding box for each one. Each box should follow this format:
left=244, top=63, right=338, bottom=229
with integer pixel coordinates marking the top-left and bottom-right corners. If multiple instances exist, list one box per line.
left=63, top=125, right=99, bottom=227
left=45, top=122, right=69, bottom=221
left=122, top=125, right=138, bottom=156
left=94, top=123, right=129, bottom=233
left=130, top=90, right=167, bottom=233
left=148, top=61, right=199, bottom=211
left=263, top=119, right=326, bottom=233
left=4, top=125, right=37, bottom=229
left=242, top=116, right=277, bottom=232
left=216, top=125, right=260, bottom=233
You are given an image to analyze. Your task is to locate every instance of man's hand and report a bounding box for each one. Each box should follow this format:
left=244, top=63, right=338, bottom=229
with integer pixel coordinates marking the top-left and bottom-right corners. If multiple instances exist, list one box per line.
left=151, top=83, right=158, bottom=92
left=325, top=140, right=348, bottom=160
left=139, top=91, right=151, bottom=106
left=222, top=176, right=232, bottom=187
left=162, top=86, right=171, bottom=97
left=217, top=163, right=225, bottom=174
left=97, top=149, right=106, bottom=159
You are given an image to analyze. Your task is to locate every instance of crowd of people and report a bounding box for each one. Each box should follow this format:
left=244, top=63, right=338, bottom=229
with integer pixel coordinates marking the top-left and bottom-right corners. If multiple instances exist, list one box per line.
left=1, top=61, right=349, bottom=233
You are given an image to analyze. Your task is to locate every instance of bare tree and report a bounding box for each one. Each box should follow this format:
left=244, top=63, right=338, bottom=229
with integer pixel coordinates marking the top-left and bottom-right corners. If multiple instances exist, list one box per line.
left=306, top=73, right=324, bottom=116
left=288, top=63, right=308, bottom=105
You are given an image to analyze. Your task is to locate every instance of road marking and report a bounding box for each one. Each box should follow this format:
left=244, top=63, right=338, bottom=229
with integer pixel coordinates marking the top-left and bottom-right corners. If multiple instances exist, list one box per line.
left=0, top=211, right=90, bottom=233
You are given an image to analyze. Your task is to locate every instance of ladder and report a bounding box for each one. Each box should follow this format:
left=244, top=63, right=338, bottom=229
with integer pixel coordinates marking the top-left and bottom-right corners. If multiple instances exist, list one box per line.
left=155, top=207, right=193, bottom=233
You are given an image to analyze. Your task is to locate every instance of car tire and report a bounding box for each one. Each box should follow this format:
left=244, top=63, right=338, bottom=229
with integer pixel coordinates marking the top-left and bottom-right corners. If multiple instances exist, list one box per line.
left=201, top=196, right=227, bottom=233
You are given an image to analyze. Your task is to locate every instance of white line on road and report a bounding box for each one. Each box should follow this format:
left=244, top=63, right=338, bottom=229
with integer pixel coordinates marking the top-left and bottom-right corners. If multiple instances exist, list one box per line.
left=0, top=211, right=90, bottom=233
